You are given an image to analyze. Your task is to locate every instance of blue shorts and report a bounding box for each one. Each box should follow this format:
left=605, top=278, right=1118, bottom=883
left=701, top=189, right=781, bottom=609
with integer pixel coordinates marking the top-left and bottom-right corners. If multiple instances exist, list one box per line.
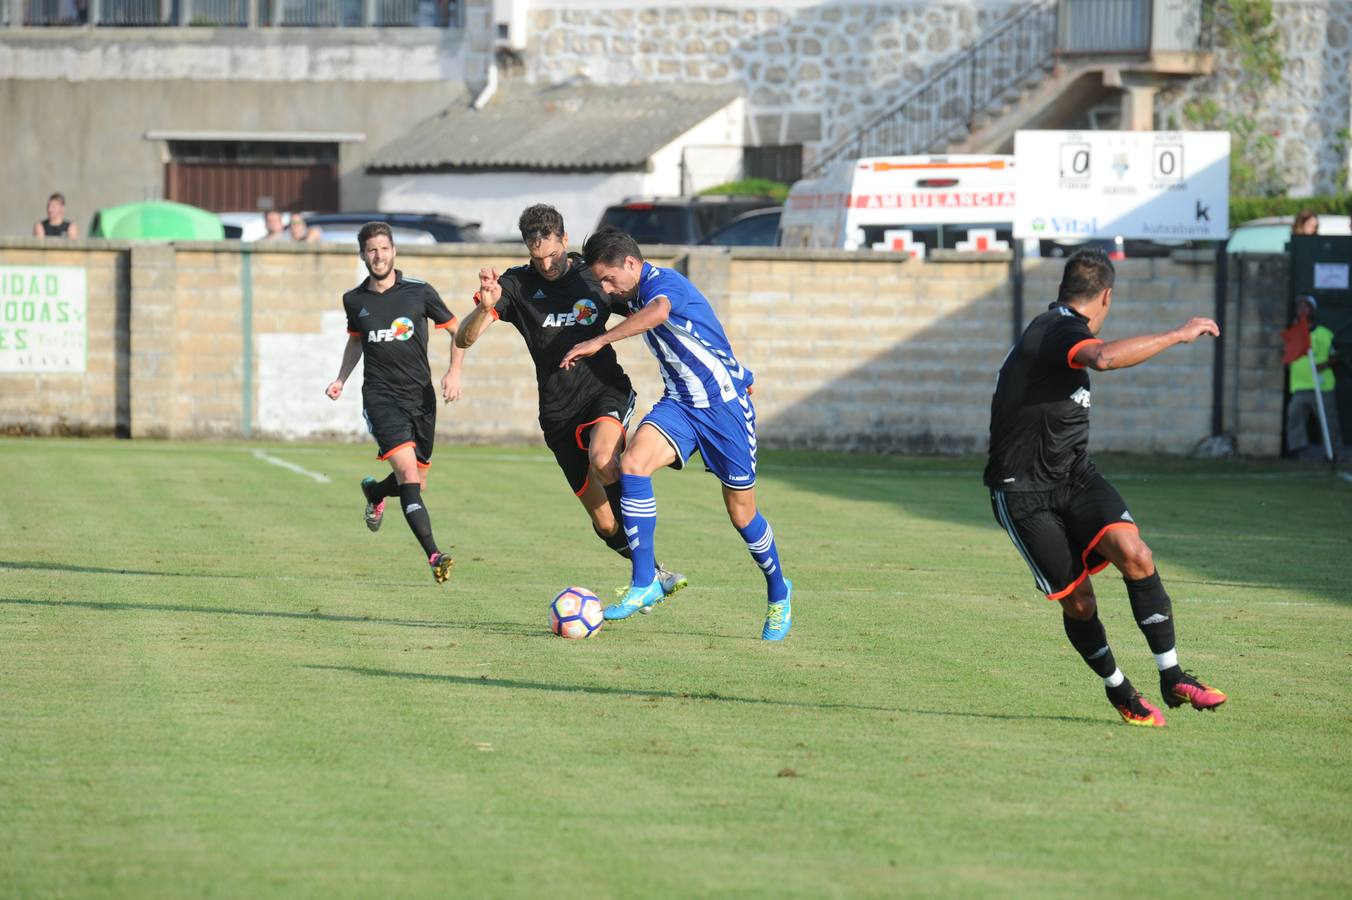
left=641, top=393, right=758, bottom=490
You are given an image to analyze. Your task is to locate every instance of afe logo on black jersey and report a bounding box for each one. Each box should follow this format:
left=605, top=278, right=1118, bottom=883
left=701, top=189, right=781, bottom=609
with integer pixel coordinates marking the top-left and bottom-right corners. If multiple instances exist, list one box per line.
left=369, top=316, right=416, bottom=343
left=1070, top=387, right=1091, bottom=409
left=542, top=299, right=598, bottom=328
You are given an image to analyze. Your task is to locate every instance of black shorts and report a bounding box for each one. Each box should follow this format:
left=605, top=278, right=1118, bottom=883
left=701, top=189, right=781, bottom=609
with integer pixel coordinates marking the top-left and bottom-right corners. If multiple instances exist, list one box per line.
left=542, top=388, right=637, bottom=496
left=990, top=471, right=1138, bottom=601
left=364, top=391, right=436, bottom=468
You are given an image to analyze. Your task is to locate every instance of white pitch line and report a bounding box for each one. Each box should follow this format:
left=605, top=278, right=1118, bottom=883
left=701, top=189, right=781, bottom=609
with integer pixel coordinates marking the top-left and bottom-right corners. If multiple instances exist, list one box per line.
left=1339, top=471, right=1352, bottom=485
left=251, top=449, right=331, bottom=483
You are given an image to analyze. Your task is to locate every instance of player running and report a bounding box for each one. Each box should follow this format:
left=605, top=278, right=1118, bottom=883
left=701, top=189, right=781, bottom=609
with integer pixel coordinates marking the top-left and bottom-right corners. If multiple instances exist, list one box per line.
left=985, top=248, right=1227, bottom=726
left=561, top=226, right=793, bottom=641
left=455, top=205, right=686, bottom=600
left=326, top=221, right=464, bottom=584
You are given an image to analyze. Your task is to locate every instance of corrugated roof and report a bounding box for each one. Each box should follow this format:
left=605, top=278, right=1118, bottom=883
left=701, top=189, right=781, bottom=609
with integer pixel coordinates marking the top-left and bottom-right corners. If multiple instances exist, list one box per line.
left=367, top=81, right=743, bottom=173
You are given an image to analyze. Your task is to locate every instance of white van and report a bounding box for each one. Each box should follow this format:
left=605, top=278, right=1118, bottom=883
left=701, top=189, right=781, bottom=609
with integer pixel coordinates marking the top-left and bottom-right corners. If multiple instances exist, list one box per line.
left=779, top=155, right=1018, bottom=257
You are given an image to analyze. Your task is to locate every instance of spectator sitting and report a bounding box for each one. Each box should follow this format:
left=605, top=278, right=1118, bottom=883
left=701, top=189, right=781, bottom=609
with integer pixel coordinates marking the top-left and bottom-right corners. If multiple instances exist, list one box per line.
left=34, top=193, right=79, bottom=239
left=260, top=210, right=287, bottom=241
left=289, top=213, right=323, bottom=243
left=1292, top=209, right=1319, bottom=236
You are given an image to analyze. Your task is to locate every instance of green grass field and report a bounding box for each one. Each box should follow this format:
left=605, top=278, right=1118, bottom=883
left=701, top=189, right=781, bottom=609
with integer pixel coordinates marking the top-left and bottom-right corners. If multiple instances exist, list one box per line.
left=2, top=438, right=1350, bottom=898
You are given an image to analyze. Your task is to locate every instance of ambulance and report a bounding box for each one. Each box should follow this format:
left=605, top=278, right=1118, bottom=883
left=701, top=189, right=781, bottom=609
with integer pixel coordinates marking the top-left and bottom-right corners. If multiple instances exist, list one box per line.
left=778, top=154, right=1020, bottom=257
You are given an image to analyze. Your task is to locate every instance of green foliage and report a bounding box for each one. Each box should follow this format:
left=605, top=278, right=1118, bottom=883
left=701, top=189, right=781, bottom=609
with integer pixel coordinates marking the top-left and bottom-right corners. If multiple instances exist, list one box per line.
left=1185, top=0, right=1286, bottom=196
left=1334, top=127, right=1352, bottom=191
left=698, top=179, right=789, bottom=202
left=1229, top=194, right=1352, bottom=227
left=3, top=440, right=1352, bottom=896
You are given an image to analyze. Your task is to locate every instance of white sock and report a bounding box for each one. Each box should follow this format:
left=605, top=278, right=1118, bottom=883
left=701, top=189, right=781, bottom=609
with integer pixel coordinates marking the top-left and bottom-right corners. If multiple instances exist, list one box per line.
left=1154, top=648, right=1179, bottom=671
left=1103, top=668, right=1125, bottom=688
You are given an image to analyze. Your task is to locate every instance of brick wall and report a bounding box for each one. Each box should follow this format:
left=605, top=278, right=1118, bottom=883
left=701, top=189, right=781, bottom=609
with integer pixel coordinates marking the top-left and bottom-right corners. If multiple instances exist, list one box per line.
left=0, top=241, right=128, bottom=435
left=0, top=240, right=1284, bottom=458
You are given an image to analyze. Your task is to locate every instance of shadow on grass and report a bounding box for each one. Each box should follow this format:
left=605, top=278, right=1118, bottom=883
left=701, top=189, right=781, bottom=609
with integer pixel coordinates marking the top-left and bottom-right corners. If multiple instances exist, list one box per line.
left=304, top=663, right=1106, bottom=727
left=0, top=596, right=771, bottom=644
left=0, top=559, right=252, bottom=579
left=0, top=597, right=542, bottom=638
left=0, top=559, right=438, bottom=589
left=754, top=454, right=1352, bottom=606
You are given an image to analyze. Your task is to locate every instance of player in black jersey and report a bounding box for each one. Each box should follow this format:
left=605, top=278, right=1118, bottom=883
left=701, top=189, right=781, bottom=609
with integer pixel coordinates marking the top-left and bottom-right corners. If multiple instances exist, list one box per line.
left=985, top=248, right=1227, bottom=727
left=326, top=222, right=464, bottom=584
left=455, top=205, right=685, bottom=599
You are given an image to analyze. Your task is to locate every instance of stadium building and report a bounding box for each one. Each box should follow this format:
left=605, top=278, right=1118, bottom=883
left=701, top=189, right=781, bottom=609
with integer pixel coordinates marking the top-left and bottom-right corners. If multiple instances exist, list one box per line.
left=4, top=0, right=1350, bottom=236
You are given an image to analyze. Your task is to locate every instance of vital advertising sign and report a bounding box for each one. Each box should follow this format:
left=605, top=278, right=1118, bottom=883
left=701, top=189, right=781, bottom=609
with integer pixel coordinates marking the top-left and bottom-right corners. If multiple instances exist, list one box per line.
left=1013, top=131, right=1230, bottom=240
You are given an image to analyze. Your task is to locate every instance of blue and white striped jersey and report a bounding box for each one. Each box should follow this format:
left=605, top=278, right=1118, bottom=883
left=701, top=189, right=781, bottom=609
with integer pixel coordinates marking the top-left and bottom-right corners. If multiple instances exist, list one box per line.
left=628, top=262, right=754, bottom=408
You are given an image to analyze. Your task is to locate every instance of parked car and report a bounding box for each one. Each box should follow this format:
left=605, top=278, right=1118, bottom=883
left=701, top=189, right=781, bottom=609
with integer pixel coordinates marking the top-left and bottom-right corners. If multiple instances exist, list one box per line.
left=217, top=211, right=272, bottom=242
left=1039, top=236, right=1126, bottom=260
left=316, top=224, right=437, bottom=246
left=697, top=207, right=782, bottom=247
left=1227, top=214, right=1352, bottom=253
left=300, top=212, right=483, bottom=243
left=597, top=196, right=780, bottom=246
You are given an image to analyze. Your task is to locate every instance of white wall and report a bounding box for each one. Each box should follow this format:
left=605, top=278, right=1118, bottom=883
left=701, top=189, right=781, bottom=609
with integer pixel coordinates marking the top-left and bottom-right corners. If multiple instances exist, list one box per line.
left=379, top=170, right=652, bottom=240
left=378, top=98, right=746, bottom=237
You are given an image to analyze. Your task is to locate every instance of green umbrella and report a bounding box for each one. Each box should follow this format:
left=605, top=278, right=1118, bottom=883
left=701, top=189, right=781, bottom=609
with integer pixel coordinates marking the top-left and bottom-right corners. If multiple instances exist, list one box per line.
left=90, top=201, right=225, bottom=240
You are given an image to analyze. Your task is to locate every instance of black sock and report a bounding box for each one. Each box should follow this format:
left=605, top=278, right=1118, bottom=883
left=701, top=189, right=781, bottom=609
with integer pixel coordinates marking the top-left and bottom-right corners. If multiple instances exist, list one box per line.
left=364, top=474, right=399, bottom=501
left=1125, top=571, right=1181, bottom=680
left=593, top=521, right=632, bottom=559
left=603, top=480, right=624, bottom=526
left=1063, top=614, right=1119, bottom=680
left=398, top=482, right=440, bottom=558
left=1105, top=677, right=1138, bottom=706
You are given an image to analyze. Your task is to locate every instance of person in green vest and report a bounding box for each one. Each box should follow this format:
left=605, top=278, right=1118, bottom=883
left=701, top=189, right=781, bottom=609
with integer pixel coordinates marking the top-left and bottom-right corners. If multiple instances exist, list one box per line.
left=1286, top=295, right=1341, bottom=461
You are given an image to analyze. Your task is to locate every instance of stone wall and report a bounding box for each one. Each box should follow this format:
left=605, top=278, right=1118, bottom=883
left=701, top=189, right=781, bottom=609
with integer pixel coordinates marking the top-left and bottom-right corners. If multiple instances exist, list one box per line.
left=0, top=242, right=128, bottom=435
left=0, top=239, right=1280, bottom=458
left=1219, top=253, right=1292, bottom=458
left=523, top=1, right=1021, bottom=152
left=525, top=0, right=1350, bottom=192
left=1155, top=0, right=1352, bottom=195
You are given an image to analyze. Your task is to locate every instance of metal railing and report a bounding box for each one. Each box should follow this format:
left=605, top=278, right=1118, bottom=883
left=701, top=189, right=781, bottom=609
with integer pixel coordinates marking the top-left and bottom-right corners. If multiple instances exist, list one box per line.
left=806, top=1, right=1059, bottom=176
left=14, top=0, right=454, bottom=25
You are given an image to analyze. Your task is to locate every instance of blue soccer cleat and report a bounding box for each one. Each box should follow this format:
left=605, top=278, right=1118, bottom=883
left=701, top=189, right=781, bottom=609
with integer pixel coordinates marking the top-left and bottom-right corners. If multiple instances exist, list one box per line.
left=604, top=578, right=664, bottom=620
left=761, top=579, right=793, bottom=641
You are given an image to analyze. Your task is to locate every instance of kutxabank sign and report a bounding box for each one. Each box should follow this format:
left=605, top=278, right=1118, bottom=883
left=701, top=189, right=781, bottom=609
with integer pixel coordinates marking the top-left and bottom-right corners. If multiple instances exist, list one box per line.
left=0, top=266, right=88, bottom=373
left=1013, top=131, right=1230, bottom=241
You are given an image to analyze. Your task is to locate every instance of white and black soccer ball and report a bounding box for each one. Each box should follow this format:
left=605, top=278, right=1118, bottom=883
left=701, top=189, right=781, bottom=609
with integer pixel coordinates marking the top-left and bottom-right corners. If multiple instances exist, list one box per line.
left=549, top=586, right=604, bottom=639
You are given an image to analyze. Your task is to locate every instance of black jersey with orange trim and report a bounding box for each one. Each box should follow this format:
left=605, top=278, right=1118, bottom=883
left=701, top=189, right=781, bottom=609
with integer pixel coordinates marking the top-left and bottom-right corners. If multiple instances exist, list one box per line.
left=488, top=253, right=632, bottom=432
left=984, top=302, right=1103, bottom=491
left=343, top=270, right=456, bottom=405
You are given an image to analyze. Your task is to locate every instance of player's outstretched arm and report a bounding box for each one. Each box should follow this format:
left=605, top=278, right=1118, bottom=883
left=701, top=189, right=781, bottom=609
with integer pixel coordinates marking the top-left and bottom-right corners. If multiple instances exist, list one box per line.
left=456, top=296, right=497, bottom=349
left=326, top=333, right=364, bottom=400
left=559, top=294, right=671, bottom=370
left=1074, top=317, right=1219, bottom=371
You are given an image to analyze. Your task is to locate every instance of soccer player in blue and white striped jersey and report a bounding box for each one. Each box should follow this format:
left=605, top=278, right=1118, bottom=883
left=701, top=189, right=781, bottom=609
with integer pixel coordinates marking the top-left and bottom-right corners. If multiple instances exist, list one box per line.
left=561, top=227, right=792, bottom=640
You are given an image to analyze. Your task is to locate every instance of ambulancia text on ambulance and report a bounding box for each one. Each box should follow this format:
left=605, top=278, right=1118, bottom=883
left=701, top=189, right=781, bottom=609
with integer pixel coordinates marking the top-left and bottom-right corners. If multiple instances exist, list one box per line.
left=778, top=155, right=1019, bottom=257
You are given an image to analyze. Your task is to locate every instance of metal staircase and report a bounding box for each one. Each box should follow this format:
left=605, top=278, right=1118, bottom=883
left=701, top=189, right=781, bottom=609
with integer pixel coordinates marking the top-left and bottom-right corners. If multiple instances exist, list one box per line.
left=806, top=0, right=1059, bottom=176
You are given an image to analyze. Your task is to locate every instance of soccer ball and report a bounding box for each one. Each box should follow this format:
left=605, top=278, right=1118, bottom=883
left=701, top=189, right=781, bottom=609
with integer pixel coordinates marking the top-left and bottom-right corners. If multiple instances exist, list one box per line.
left=549, top=586, right=604, bottom=639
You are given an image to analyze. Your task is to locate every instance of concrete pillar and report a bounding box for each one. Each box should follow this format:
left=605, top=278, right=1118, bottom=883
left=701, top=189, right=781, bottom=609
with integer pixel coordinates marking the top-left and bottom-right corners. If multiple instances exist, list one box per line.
left=1120, top=83, right=1160, bottom=131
